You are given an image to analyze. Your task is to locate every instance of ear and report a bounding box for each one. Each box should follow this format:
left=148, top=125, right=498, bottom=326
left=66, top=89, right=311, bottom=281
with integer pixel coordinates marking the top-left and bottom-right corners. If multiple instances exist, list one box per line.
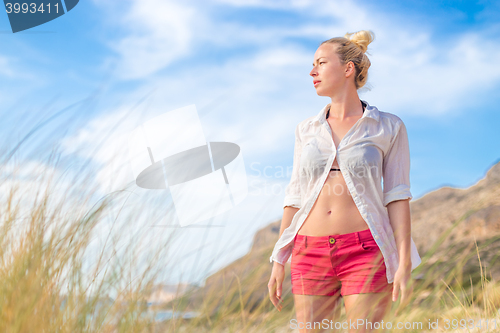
left=345, top=61, right=355, bottom=78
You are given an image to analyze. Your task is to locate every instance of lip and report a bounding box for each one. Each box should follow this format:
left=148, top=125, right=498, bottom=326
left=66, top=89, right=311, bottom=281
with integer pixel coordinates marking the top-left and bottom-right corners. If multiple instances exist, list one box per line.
left=313, top=80, right=321, bottom=86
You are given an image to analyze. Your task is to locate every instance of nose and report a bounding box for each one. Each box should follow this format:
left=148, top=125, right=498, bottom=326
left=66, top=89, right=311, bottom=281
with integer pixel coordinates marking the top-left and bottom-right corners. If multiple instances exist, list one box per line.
left=310, top=67, right=317, bottom=77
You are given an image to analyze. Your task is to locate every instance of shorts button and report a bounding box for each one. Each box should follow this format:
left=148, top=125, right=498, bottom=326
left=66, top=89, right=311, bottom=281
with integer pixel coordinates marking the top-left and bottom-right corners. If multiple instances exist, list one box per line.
left=329, top=237, right=336, bottom=244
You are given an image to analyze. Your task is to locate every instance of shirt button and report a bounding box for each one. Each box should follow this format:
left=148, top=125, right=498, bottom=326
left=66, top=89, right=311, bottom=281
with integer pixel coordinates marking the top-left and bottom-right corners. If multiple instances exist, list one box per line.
left=329, top=237, right=336, bottom=244
left=374, top=235, right=379, bottom=240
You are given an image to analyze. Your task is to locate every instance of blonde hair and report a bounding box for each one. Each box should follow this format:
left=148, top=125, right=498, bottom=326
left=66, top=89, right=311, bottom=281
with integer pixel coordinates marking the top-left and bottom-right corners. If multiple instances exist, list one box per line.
left=320, top=30, right=375, bottom=89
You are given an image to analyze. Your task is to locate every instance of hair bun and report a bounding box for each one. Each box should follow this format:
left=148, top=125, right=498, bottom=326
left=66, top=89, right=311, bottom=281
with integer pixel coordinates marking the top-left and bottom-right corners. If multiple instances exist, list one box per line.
left=344, top=30, right=375, bottom=53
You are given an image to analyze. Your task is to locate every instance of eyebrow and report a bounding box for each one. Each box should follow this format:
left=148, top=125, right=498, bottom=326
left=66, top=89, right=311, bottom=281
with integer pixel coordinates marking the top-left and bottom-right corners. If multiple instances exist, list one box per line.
left=312, top=57, right=326, bottom=66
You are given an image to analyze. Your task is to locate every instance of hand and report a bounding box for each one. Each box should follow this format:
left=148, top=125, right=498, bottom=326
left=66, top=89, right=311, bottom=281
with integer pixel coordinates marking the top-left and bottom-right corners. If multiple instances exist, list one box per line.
left=268, top=262, right=285, bottom=311
left=392, top=265, right=413, bottom=315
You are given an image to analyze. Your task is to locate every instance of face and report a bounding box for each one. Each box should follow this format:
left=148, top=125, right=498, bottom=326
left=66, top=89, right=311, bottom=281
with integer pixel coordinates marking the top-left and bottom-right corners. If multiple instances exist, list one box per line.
left=310, top=43, right=355, bottom=96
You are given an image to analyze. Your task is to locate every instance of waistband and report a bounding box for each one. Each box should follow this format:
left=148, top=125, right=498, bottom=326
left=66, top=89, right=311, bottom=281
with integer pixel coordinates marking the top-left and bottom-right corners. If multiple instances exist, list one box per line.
left=294, top=228, right=373, bottom=247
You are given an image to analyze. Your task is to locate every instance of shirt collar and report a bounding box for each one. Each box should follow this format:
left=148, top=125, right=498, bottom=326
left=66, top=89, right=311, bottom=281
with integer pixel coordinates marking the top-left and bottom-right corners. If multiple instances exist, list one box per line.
left=310, top=99, right=380, bottom=125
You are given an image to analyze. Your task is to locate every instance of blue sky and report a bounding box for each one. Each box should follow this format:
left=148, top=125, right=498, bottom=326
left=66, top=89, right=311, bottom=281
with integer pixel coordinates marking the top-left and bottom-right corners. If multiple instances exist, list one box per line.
left=1, top=0, right=499, bottom=288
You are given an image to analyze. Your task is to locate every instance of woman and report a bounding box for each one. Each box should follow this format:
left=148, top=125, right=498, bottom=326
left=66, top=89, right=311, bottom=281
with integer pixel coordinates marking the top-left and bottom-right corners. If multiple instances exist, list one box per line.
left=268, top=30, right=422, bottom=332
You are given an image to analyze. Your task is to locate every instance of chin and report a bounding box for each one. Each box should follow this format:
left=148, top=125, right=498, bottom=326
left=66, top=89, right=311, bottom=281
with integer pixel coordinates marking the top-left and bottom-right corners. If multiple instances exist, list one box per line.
left=317, top=86, right=335, bottom=97
left=315, top=89, right=327, bottom=97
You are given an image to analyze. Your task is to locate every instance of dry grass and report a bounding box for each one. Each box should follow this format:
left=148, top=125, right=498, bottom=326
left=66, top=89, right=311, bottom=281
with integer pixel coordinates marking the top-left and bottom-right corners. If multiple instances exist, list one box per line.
left=1, top=172, right=499, bottom=332
left=0, top=97, right=176, bottom=332
left=163, top=213, right=500, bottom=333
left=1, top=100, right=499, bottom=333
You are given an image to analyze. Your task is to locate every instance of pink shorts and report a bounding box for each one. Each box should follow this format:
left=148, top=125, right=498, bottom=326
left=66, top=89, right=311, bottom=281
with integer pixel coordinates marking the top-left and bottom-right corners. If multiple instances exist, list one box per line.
left=291, top=228, right=392, bottom=297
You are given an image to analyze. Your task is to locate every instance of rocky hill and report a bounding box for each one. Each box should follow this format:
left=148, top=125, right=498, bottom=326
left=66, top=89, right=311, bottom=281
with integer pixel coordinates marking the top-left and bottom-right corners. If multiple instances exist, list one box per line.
left=411, top=159, right=500, bottom=253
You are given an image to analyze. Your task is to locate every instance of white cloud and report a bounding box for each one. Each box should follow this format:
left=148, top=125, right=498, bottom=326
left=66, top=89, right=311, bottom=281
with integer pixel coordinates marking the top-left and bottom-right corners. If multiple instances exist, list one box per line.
left=98, top=0, right=201, bottom=80
left=85, top=0, right=500, bottom=157
left=55, top=0, right=500, bottom=287
left=367, top=31, right=500, bottom=115
left=60, top=105, right=146, bottom=194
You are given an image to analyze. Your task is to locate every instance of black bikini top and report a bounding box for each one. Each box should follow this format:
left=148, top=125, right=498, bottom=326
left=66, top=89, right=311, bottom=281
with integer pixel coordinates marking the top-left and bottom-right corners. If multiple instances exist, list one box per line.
left=326, top=100, right=366, bottom=120
left=328, top=101, right=367, bottom=172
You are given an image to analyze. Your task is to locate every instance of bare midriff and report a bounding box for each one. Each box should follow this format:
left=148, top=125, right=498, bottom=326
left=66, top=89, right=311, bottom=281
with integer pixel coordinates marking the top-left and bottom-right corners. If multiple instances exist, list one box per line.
left=297, top=104, right=369, bottom=237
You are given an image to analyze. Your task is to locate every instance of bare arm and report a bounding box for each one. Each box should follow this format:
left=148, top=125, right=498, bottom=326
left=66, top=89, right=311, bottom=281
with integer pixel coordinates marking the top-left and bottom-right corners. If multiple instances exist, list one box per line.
left=277, top=206, right=299, bottom=244
left=272, top=205, right=299, bottom=267
left=269, top=123, right=302, bottom=310
left=387, top=198, right=412, bottom=270
left=268, top=206, right=299, bottom=311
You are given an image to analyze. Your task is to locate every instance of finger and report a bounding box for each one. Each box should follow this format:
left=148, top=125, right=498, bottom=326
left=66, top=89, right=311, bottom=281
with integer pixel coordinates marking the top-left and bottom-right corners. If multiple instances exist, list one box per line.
left=392, top=283, right=399, bottom=302
left=276, top=287, right=283, bottom=311
left=268, top=282, right=274, bottom=298
left=268, top=281, right=282, bottom=311
left=277, top=282, right=282, bottom=299
left=399, top=288, right=407, bottom=306
left=273, top=295, right=282, bottom=311
left=268, top=282, right=277, bottom=302
left=401, top=286, right=412, bottom=307
left=270, top=294, right=279, bottom=309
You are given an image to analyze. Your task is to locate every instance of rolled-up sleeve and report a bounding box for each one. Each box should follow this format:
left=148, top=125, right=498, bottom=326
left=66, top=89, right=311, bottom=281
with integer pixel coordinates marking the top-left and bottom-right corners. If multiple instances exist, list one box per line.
left=382, top=120, right=413, bottom=207
left=283, top=124, right=302, bottom=209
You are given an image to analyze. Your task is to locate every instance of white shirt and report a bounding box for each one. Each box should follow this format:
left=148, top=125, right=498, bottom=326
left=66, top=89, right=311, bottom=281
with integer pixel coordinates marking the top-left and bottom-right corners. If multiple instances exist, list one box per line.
left=270, top=100, right=422, bottom=284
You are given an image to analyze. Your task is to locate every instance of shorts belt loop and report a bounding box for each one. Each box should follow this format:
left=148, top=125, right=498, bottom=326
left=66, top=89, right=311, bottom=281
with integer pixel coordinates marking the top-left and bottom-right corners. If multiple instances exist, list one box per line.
left=355, top=232, right=361, bottom=245
left=305, top=236, right=307, bottom=249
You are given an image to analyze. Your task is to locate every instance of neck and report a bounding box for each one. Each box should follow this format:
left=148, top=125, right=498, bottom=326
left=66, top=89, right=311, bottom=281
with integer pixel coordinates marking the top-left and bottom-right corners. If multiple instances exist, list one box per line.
left=327, top=90, right=364, bottom=121
left=326, top=100, right=366, bottom=119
